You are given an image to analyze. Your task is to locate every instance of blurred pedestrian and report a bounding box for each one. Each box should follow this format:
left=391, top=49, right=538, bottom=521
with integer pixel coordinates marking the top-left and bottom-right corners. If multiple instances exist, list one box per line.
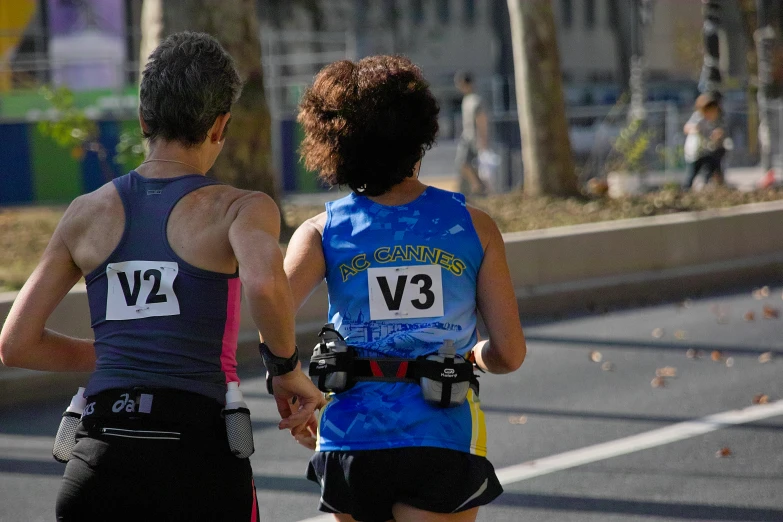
left=454, top=70, right=490, bottom=196
left=683, top=92, right=727, bottom=189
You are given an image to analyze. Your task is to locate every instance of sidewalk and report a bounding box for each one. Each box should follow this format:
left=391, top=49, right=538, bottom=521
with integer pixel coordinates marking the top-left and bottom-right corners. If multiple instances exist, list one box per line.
left=645, top=166, right=769, bottom=192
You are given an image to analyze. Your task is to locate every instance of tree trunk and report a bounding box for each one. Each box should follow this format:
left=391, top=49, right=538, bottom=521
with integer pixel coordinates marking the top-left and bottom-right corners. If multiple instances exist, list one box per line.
left=506, top=0, right=578, bottom=197
left=737, top=0, right=760, bottom=157
left=699, top=0, right=723, bottom=94
left=139, top=0, right=279, bottom=200
left=756, top=0, right=780, bottom=171
left=607, top=0, right=633, bottom=91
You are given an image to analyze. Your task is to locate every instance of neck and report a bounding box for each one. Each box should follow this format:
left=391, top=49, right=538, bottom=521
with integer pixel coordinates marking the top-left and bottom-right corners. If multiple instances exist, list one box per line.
left=137, top=140, right=209, bottom=178
left=366, top=177, right=428, bottom=206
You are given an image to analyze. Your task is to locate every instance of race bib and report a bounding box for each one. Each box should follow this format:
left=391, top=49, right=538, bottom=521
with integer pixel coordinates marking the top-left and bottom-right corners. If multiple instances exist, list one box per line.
left=105, top=261, right=180, bottom=321
left=368, top=265, right=444, bottom=320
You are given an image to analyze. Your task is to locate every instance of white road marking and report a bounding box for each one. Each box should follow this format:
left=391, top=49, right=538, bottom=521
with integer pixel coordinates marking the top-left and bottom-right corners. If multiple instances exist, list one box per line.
left=496, top=400, right=783, bottom=485
left=295, top=400, right=783, bottom=521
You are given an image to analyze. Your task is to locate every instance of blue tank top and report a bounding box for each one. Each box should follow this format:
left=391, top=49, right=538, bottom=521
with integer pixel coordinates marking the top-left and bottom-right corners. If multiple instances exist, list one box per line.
left=317, top=187, right=488, bottom=455
left=84, top=171, right=241, bottom=404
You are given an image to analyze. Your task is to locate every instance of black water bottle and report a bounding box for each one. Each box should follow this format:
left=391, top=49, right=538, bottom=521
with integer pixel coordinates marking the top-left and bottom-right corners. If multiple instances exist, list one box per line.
left=53, top=387, right=86, bottom=463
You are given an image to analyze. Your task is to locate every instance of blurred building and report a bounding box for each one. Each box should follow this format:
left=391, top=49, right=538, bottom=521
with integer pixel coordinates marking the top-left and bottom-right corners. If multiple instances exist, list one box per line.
left=260, top=0, right=750, bottom=116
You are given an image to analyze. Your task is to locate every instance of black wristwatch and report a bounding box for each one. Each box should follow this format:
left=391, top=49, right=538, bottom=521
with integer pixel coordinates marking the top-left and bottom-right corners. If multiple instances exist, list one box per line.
left=259, top=343, right=299, bottom=377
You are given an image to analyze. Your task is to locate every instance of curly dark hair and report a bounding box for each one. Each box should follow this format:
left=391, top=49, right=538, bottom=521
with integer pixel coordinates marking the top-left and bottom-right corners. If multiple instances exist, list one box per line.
left=140, top=32, right=242, bottom=147
left=297, top=55, right=439, bottom=196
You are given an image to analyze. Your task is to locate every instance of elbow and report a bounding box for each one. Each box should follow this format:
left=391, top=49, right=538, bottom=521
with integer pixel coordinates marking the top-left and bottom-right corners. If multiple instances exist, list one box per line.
left=489, top=342, right=526, bottom=374
left=0, top=336, right=21, bottom=368
left=242, top=273, right=290, bottom=305
left=502, top=344, right=526, bottom=373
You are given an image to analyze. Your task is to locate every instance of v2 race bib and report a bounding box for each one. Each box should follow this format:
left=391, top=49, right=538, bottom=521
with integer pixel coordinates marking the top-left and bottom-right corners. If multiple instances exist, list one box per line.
left=368, top=265, right=444, bottom=320
left=105, top=261, right=180, bottom=320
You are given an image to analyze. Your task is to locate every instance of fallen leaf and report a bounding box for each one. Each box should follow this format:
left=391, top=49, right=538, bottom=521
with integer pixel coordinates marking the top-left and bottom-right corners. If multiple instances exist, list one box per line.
left=752, top=394, right=770, bottom=405
left=651, top=328, right=664, bottom=339
left=686, top=348, right=701, bottom=359
left=601, top=362, right=615, bottom=372
left=656, top=367, right=677, bottom=378
left=744, top=311, right=756, bottom=322
left=674, top=330, right=687, bottom=340
left=651, top=376, right=666, bottom=388
left=589, top=351, right=602, bottom=363
left=753, top=289, right=764, bottom=300
left=716, top=447, right=732, bottom=458
left=711, top=350, right=723, bottom=362
left=759, top=352, right=773, bottom=364
left=762, top=286, right=771, bottom=297
left=725, top=357, right=735, bottom=368
left=763, top=305, right=780, bottom=319
left=508, top=415, right=527, bottom=425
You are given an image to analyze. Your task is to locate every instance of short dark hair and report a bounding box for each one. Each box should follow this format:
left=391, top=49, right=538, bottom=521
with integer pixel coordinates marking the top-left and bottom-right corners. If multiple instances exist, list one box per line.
left=298, top=55, right=439, bottom=196
left=140, top=32, right=242, bottom=147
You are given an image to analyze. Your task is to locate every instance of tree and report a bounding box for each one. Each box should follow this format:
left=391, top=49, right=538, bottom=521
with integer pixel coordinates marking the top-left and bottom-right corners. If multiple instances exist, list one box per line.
left=736, top=0, right=760, bottom=156
left=506, top=0, right=579, bottom=197
left=139, top=0, right=279, bottom=200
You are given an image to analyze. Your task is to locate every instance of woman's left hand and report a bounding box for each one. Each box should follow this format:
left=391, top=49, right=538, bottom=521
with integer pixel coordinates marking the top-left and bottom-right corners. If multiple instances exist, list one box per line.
left=290, top=412, right=319, bottom=450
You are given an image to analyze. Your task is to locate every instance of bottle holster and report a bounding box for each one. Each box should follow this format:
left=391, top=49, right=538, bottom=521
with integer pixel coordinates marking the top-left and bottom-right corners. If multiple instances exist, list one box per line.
left=308, top=327, right=479, bottom=408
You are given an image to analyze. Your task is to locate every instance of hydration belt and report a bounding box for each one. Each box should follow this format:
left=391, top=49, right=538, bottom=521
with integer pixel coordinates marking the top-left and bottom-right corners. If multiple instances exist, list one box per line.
left=308, top=325, right=480, bottom=408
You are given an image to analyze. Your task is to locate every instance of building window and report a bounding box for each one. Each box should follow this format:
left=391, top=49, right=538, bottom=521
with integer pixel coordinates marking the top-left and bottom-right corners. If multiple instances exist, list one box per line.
left=585, top=0, right=595, bottom=29
left=411, top=0, right=424, bottom=25
left=437, top=0, right=450, bottom=24
left=561, top=0, right=573, bottom=29
left=463, top=0, right=475, bottom=26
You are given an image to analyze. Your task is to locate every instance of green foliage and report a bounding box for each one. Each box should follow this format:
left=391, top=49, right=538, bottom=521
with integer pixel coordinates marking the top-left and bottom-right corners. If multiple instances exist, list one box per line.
left=115, top=131, right=146, bottom=167
left=610, top=117, right=655, bottom=174
left=37, top=85, right=145, bottom=167
left=37, top=86, right=98, bottom=153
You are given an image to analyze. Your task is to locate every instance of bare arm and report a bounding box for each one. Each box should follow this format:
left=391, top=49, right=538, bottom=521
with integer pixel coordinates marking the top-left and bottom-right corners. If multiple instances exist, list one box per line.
left=469, top=207, right=526, bottom=373
left=0, top=207, right=95, bottom=372
left=284, top=213, right=327, bottom=312
left=227, top=192, right=296, bottom=358
left=228, top=193, right=325, bottom=430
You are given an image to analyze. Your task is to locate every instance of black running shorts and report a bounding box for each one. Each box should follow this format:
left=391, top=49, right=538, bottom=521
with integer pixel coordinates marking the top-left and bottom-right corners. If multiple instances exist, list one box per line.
left=307, top=447, right=503, bottom=522
left=55, top=388, right=259, bottom=522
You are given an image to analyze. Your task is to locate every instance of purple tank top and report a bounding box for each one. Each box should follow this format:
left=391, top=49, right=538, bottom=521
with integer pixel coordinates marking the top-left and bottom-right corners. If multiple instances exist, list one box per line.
left=84, top=171, right=241, bottom=403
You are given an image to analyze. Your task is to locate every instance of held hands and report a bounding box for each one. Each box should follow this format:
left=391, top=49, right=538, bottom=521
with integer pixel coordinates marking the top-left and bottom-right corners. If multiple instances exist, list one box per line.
left=290, top=412, right=319, bottom=450
left=272, top=364, right=326, bottom=435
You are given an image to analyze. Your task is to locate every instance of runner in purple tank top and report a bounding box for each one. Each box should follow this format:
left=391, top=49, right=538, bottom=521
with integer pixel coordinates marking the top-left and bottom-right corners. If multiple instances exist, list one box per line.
left=0, top=32, right=324, bottom=521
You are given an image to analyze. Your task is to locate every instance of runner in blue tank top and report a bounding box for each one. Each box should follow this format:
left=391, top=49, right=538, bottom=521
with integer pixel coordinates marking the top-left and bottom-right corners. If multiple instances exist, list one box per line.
left=286, top=56, right=527, bottom=522
left=0, top=32, right=324, bottom=521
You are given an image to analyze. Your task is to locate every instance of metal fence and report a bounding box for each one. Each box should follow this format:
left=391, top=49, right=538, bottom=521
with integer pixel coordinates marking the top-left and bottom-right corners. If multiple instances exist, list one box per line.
left=479, top=100, right=769, bottom=192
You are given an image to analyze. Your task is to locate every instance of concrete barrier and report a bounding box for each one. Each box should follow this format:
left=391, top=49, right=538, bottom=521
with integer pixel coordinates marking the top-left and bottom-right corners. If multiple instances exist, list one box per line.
left=4, top=199, right=783, bottom=405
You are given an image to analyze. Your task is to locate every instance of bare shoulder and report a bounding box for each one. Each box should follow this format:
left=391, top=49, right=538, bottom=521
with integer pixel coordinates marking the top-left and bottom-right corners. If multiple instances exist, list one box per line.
left=286, top=212, right=327, bottom=253
left=59, top=182, right=122, bottom=242
left=302, top=211, right=327, bottom=235
left=224, top=188, right=279, bottom=221
left=466, top=204, right=501, bottom=251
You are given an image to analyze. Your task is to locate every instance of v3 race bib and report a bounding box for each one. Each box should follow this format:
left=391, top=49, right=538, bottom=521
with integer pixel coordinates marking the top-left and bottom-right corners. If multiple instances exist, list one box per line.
left=368, top=265, right=444, bottom=320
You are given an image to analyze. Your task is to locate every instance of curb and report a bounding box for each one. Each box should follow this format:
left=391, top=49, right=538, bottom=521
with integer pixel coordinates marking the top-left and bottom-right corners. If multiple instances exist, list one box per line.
left=4, top=199, right=783, bottom=406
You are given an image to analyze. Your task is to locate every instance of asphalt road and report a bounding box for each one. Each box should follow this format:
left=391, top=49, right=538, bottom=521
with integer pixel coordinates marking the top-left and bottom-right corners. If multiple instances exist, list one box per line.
left=1, top=284, right=782, bottom=522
